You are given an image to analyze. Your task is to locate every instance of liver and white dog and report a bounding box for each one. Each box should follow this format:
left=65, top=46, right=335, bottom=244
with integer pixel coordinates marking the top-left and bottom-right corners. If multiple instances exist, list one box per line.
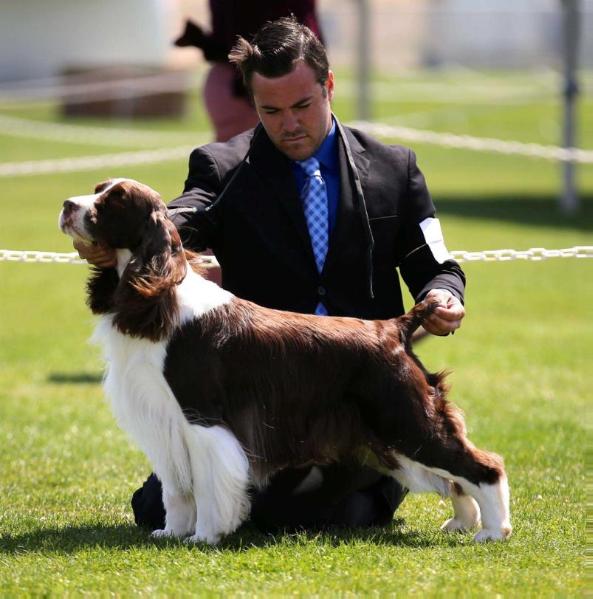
left=59, top=178, right=511, bottom=544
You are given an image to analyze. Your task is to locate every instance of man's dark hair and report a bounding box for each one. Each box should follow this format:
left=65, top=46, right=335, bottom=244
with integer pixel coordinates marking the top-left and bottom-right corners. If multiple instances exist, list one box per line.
left=228, top=16, right=329, bottom=94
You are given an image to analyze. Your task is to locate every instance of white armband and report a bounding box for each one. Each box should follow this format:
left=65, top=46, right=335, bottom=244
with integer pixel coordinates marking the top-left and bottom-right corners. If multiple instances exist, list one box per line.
left=419, top=217, right=452, bottom=265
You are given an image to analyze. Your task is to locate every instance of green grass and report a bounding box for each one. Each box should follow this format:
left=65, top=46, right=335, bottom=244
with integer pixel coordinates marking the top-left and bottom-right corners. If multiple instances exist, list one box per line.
left=0, top=70, right=591, bottom=596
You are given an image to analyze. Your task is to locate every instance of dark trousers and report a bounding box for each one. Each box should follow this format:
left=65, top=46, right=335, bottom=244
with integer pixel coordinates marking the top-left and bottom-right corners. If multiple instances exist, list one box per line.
left=131, top=464, right=407, bottom=532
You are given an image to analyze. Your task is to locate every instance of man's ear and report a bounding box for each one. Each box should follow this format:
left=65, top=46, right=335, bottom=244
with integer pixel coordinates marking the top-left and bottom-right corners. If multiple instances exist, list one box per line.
left=326, top=70, right=335, bottom=102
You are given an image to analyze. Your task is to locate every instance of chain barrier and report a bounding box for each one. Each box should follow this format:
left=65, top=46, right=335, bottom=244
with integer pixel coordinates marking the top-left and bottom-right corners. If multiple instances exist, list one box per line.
left=2, top=247, right=592, bottom=266
left=0, top=145, right=196, bottom=177
left=0, top=114, right=199, bottom=147
left=1, top=117, right=592, bottom=177
left=0, top=71, right=196, bottom=105
left=450, top=246, right=593, bottom=262
left=350, top=121, right=593, bottom=164
left=5, top=70, right=591, bottom=106
left=0, top=250, right=85, bottom=264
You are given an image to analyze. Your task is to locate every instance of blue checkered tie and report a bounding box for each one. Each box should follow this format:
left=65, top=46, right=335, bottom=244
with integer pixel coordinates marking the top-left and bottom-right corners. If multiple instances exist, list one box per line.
left=298, top=157, right=328, bottom=316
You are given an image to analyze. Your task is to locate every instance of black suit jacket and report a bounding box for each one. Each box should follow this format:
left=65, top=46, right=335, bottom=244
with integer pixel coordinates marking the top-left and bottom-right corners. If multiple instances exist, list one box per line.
left=168, top=119, right=465, bottom=319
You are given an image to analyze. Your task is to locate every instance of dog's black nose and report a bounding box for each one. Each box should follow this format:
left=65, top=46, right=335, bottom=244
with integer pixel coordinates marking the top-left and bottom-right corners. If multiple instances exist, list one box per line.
left=62, top=200, right=79, bottom=215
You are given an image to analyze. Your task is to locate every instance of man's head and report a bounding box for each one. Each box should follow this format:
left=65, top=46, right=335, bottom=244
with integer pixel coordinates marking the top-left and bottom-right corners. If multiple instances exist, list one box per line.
left=229, top=17, right=334, bottom=161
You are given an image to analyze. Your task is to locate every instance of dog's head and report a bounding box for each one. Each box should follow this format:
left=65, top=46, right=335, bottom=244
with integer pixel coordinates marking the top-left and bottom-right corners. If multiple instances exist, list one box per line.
left=60, top=178, right=181, bottom=252
left=60, top=179, right=186, bottom=340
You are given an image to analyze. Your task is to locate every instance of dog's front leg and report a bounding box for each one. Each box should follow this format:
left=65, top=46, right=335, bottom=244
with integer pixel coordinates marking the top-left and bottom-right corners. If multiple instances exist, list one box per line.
left=184, top=425, right=251, bottom=545
left=151, top=489, right=196, bottom=539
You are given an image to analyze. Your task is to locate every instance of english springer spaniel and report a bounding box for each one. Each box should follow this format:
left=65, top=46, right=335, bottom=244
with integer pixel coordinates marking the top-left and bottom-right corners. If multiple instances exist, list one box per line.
left=59, top=178, right=511, bottom=544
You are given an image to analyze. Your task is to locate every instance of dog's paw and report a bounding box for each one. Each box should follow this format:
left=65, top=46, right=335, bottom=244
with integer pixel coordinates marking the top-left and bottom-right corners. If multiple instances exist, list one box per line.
left=441, top=517, right=476, bottom=533
left=151, top=529, right=177, bottom=539
left=473, top=526, right=512, bottom=542
left=185, top=532, right=221, bottom=545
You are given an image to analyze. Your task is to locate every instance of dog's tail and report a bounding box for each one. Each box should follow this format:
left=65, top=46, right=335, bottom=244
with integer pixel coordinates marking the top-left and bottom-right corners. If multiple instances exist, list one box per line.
left=398, top=300, right=439, bottom=346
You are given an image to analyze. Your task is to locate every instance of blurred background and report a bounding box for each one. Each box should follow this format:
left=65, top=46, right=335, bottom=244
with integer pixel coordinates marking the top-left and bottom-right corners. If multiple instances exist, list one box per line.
left=2, top=0, right=593, bottom=76
left=0, top=0, right=591, bottom=212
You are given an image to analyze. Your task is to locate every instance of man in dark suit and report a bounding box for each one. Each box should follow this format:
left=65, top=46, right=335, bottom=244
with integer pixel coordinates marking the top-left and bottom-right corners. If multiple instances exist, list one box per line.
left=77, top=17, right=465, bottom=532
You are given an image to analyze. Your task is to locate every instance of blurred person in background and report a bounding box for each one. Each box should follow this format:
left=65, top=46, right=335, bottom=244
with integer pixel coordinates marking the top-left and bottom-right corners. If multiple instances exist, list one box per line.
left=174, top=0, right=323, bottom=142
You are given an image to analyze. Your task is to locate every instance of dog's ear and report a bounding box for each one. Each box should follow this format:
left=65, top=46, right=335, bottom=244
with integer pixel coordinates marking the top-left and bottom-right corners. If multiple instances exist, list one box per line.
left=94, top=179, right=113, bottom=193
left=112, top=212, right=186, bottom=341
left=127, top=212, right=186, bottom=298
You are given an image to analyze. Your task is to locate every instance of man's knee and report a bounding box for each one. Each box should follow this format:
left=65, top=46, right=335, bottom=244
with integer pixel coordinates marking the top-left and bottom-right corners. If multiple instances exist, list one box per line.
left=131, top=470, right=408, bottom=533
left=131, top=473, right=165, bottom=530
left=249, top=469, right=408, bottom=532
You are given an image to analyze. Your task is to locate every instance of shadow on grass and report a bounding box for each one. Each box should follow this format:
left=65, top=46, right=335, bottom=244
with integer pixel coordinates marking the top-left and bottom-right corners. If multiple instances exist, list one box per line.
left=47, top=372, right=103, bottom=385
left=0, top=519, right=444, bottom=554
left=436, top=194, right=593, bottom=232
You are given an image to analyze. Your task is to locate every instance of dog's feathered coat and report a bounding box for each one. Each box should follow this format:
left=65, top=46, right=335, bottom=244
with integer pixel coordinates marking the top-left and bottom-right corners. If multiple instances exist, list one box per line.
left=59, top=178, right=511, bottom=543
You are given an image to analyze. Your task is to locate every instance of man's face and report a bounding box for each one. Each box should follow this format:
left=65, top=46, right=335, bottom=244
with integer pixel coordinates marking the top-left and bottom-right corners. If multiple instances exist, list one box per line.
left=251, top=61, right=334, bottom=161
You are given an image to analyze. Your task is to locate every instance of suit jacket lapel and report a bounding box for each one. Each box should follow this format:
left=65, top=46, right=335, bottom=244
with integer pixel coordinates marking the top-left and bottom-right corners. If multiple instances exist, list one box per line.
left=245, top=123, right=371, bottom=277
left=248, top=131, right=315, bottom=262
left=323, top=124, right=370, bottom=273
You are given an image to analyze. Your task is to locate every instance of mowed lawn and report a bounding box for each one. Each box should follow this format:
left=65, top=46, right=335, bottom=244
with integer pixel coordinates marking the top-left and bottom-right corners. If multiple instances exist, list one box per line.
left=0, top=71, right=591, bottom=595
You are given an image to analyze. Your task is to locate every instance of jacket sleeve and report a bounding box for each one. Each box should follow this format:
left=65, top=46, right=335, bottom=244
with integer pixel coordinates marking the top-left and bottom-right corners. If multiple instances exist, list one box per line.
left=167, top=148, right=223, bottom=252
left=396, top=149, right=466, bottom=304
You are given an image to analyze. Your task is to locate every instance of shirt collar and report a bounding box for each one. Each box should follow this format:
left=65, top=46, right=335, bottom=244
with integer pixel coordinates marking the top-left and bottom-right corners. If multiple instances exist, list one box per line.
left=312, top=117, right=338, bottom=171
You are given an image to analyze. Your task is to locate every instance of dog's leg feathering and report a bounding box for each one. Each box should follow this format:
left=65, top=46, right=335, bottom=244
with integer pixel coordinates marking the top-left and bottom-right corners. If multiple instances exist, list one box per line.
left=185, top=425, right=251, bottom=545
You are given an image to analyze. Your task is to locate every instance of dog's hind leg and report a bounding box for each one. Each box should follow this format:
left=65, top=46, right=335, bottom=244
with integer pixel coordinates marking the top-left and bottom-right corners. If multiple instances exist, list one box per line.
left=386, top=456, right=479, bottom=534
left=440, top=482, right=481, bottom=533
left=388, top=455, right=451, bottom=497
left=378, top=384, right=510, bottom=541
left=185, top=424, right=251, bottom=545
left=388, top=450, right=509, bottom=541
left=386, top=463, right=479, bottom=532
left=455, top=470, right=510, bottom=542
left=425, top=419, right=510, bottom=541
left=391, top=438, right=511, bottom=542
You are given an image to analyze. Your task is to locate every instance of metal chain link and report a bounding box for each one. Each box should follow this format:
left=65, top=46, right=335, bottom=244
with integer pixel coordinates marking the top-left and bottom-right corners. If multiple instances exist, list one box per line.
left=0, top=250, right=85, bottom=264
left=450, top=246, right=593, bottom=262
left=2, top=247, right=592, bottom=266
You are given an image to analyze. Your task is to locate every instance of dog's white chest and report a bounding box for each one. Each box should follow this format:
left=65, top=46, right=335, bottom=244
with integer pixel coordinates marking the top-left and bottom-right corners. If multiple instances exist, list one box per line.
left=92, top=317, right=193, bottom=491
left=94, top=318, right=168, bottom=414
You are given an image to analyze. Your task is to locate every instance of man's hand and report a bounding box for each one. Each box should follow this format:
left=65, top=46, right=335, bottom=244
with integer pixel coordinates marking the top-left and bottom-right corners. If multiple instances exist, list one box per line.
left=73, top=239, right=117, bottom=268
left=422, top=289, right=465, bottom=336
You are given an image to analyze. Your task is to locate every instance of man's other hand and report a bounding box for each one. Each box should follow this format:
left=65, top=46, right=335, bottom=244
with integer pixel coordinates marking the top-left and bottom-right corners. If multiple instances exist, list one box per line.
left=73, top=240, right=117, bottom=268
left=422, top=289, right=465, bottom=336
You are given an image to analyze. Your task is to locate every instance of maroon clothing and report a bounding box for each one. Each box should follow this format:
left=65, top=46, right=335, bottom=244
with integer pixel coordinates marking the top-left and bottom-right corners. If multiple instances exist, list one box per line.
left=175, top=1, right=323, bottom=108
left=179, top=0, right=323, bottom=63
left=209, top=0, right=322, bottom=60
left=173, top=1, right=324, bottom=137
